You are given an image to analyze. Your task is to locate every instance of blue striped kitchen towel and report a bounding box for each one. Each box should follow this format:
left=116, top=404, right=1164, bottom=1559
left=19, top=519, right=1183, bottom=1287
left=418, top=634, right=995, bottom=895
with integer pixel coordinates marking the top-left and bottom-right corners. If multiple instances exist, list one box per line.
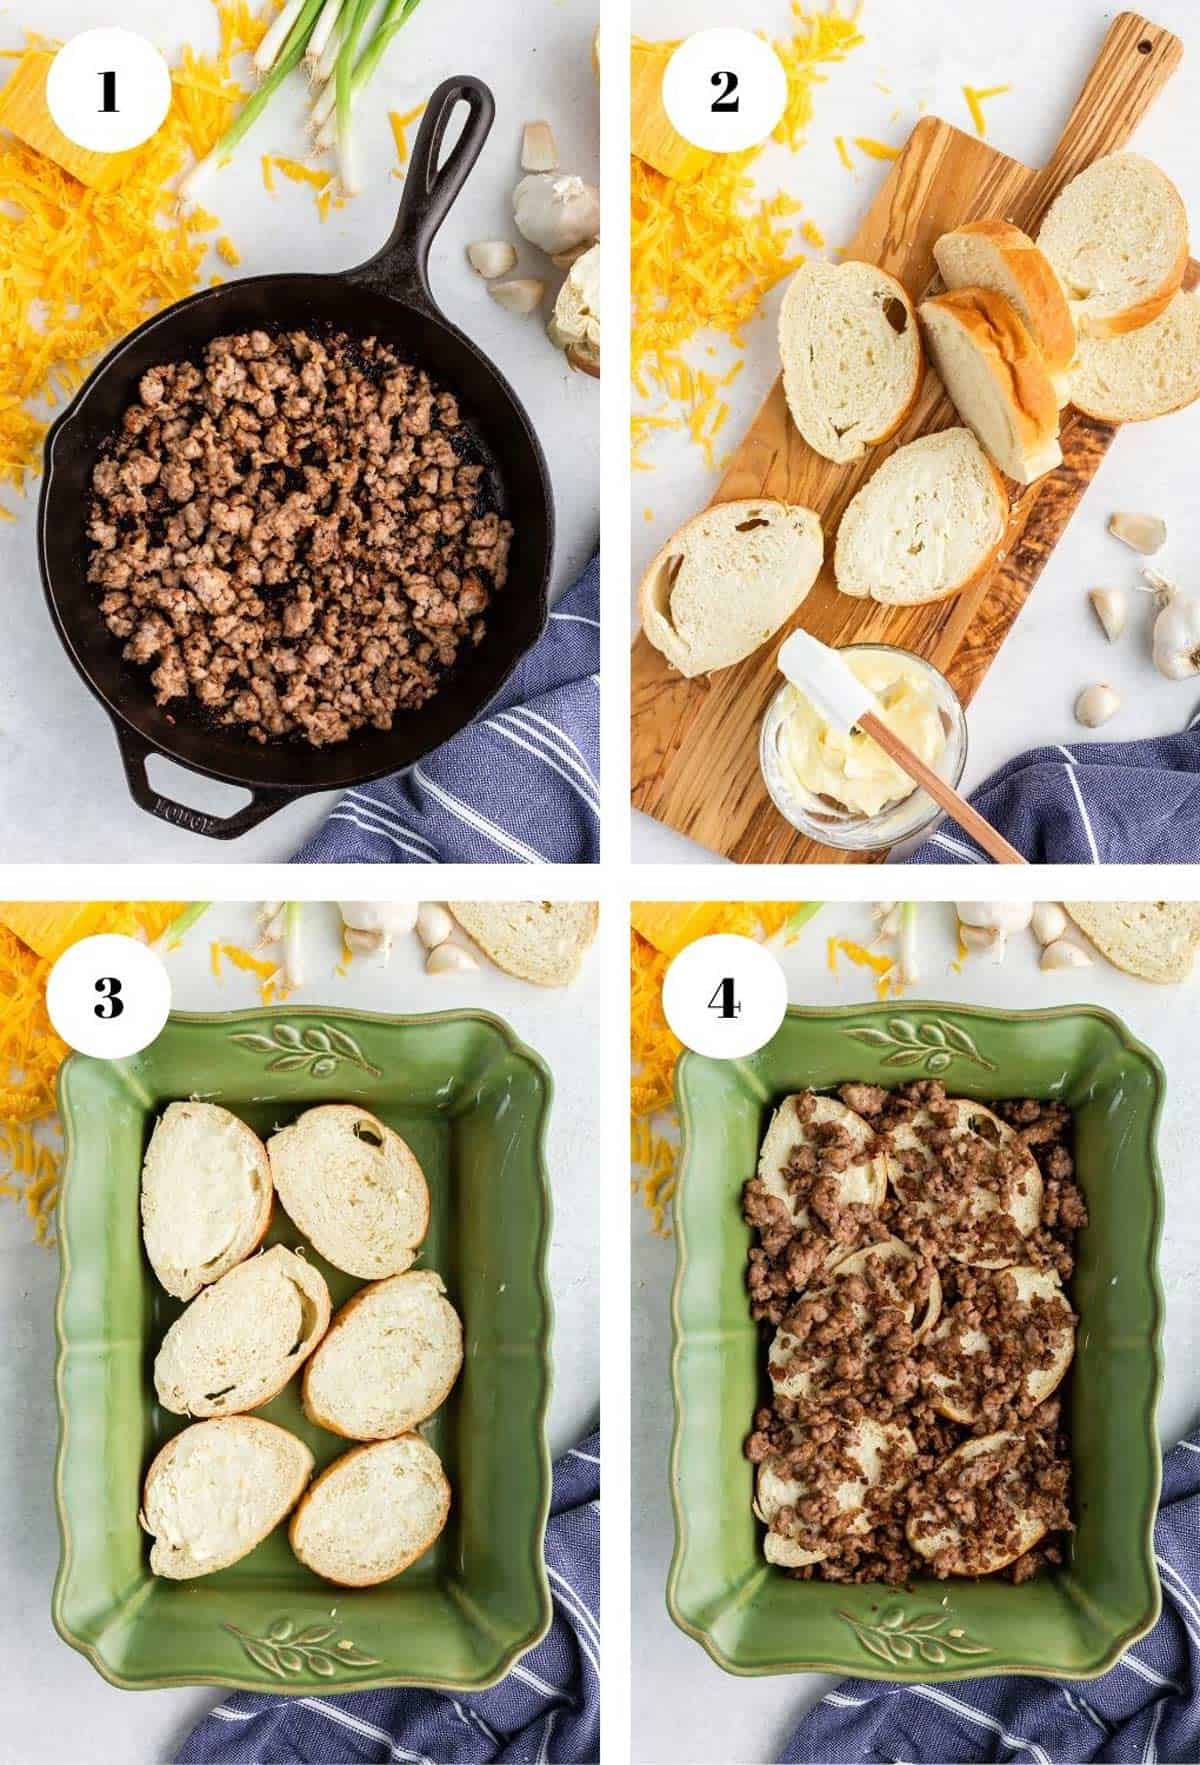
left=178, top=1428, right=600, bottom=1765
left=782, top=1423, right=1200, bottom=1765
left=291, top=557, right=600, bottom=865
left=909, top=715, right=1200, bottom=865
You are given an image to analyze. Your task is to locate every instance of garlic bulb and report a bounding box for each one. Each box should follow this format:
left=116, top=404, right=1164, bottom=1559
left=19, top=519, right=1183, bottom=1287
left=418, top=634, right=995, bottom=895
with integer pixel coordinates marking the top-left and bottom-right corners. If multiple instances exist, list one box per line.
left=549, top=241, right=600, bottom=376
left=1141, top=568, right=1200, bottom=680
left=513, top=173, right=600, bottom=256
left=338, top=902, right=418, bottom=960
left=1074, top=684, right=1121, bottom=728
left=956, top=903, right=1032, bottom=963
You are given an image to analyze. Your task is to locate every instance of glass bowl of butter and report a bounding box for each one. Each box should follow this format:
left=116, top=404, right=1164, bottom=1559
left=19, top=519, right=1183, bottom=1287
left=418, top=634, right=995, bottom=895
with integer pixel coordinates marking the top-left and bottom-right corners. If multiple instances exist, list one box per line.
left=759, top=642, right=968, bottom=852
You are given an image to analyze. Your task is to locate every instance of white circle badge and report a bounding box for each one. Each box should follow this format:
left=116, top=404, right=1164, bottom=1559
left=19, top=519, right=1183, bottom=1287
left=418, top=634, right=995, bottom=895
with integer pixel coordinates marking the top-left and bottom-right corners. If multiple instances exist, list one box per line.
left=46, top=934, right=172, bottom=1060
left=661, top=28, right=788, bottom=155
left=46, top=28, right=172, bottom=155
left=662, top=934, right=789, bottom=1060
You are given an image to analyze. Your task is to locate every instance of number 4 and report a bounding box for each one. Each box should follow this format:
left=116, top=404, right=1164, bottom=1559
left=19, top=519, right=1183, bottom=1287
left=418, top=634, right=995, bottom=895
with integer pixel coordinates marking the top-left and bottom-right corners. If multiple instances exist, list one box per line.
left=711, top=70, right=739, bottom=113
left=707, top=978, right=740, bottom=1019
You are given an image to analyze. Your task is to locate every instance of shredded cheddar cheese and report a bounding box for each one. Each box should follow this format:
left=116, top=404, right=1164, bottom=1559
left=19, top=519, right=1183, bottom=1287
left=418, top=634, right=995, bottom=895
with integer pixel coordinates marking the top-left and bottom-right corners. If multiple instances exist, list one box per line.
left=826, top=935, right=903, bottom=1000
left=389, top=101, right=427, bottom=170
left=210, top=940, right=284, bottom=1005
left=853, top=135, right=900, bottom=161
left=963, top=84, right=1011, bottom=139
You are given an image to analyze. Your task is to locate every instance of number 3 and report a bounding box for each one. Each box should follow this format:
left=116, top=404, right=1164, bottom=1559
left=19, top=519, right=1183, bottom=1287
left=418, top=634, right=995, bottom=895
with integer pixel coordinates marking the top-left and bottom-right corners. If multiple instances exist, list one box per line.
left=94, top=976, right=125, bottom=1020
left=711, top=70, right=740, bottom=113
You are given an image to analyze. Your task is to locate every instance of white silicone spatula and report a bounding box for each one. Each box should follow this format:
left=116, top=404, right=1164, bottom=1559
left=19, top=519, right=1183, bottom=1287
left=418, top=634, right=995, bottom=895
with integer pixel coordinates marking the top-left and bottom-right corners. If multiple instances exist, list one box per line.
left=777, top=632, right=1027, bottom=866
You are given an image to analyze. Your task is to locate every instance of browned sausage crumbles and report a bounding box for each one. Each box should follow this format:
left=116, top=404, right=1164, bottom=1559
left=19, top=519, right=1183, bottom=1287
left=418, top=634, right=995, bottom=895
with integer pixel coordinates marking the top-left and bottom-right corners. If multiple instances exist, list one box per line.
left=744, top=1080, right=1087, bottom=1586
left=87, top=329, right=514, bottom=747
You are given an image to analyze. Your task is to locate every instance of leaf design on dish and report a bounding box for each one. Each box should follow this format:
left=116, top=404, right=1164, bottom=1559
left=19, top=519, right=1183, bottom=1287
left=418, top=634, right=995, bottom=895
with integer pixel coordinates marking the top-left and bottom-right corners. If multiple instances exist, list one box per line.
left=229, top=1021, right=382, bottom=1079
left=224, top=1619, right=381, bottom=1679
left=843, top=1017, right=996, bottom=1074
left=837, top=1606, right=990, bottom=1666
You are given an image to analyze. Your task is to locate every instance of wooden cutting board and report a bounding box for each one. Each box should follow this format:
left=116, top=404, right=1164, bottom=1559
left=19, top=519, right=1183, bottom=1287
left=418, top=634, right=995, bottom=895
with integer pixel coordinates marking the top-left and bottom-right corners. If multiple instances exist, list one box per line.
left=631, top=11, right=1187, bottom=864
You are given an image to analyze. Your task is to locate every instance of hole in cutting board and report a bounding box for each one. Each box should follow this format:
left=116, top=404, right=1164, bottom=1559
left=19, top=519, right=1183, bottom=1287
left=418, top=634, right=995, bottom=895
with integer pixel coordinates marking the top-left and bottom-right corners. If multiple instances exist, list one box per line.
left=1138, top=38, right=1153, bottom=53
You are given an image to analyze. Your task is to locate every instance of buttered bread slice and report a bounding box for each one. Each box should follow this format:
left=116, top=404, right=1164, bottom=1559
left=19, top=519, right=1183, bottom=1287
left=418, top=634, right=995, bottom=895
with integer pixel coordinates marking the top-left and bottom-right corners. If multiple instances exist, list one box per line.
left=267, top=1105, right=429, bottom=1281
left=141, top=1416, right=314, bottom=1580
left=140, top=1101, right=273, bottom=1302
left=289, top=1436, right=451, bottom=1587
left=303, top=1270, right=463, bottom=1440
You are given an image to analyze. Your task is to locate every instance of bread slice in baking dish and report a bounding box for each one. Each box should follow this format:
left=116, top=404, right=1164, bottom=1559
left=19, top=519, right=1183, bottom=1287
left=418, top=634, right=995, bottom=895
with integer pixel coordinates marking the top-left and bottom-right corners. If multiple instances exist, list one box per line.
left=303, top=1270, right=463, bottom=1441
left=1069, top=292, right=1200, bottom=422
left=267, top=1105, right=429, bottom=1281
left=289, top=1436, right=451, bottom=1587
left=140, top=1101, right=273, bottom=1302
left=755, top=1418, right=916, bottom=1566
left=834, top=427, right=1007, bottom=605
left=778, top=259, right=923, bottom=463
left=933, top=220, right=1077, bottom=405
left=140, top=1416, right=314, bottom=1580
left=1038, top=152, right=1188, bottom=339
left=919, top=288, right=1063, bottom=484
left=154, top=1245, right=331, bottom=1419
left=906, top=1431, right=1053, bottom=1573
left=448, top=900, right=599, bottom=986
left=638, top=498, right=823, bottom=678
left=756, top=1094, right=891, bottom=1239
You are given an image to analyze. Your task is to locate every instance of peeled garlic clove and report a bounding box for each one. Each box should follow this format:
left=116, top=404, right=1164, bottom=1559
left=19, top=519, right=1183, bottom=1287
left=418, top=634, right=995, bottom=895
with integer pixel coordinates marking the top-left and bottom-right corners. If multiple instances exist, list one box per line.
left=427, top=942, right=479, bottom=975
left=1108, top=512, right=1166, bottom=555
left=416, top=903, right=454, bottom=949
left=522, top=120, right=559, bottom=172
left=345, top=926, right=385, bottom=956
left=1088, top=587, right=1127, bottom=643
left=489, top=277, right=545, bottom=316
left=959, top=924, right=1000, bottom=953
left=1040, top=939, right=1093, bottom=971
left=1074, top=684, right=1120, bottom=728
left=467, top=240, right=518, bottom=279
left=1031, top=903, right=1068, bottom=945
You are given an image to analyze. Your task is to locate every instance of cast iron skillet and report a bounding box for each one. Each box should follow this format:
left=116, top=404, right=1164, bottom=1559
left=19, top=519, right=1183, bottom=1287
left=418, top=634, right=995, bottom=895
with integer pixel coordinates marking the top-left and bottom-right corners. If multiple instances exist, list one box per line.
left=38, top=76, right=554, bottom=840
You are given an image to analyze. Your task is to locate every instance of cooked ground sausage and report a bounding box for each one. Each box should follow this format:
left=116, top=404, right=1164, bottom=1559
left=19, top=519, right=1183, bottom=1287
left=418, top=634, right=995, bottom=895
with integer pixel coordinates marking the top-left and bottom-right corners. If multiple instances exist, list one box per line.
left=87, top=329, right=513, bottom=747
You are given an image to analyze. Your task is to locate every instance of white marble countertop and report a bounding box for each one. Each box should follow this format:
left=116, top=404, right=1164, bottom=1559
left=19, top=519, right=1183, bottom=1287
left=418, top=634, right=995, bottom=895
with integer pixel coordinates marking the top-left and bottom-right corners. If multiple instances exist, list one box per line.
left=632, top=0, right=1200, bottom=866
left=3, top=0, right=599, bottom=862
left=632, top=900, right=1200, bottom=1763
left=0, top=901, right=599, bottom=1764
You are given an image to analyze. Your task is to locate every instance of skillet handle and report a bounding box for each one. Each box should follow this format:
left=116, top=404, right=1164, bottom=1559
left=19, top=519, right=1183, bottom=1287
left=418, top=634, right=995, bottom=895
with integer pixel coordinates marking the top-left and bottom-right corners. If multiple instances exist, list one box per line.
left=346, top=75, right=495, bottom=310
left=115, top=727, right=293, bottom=841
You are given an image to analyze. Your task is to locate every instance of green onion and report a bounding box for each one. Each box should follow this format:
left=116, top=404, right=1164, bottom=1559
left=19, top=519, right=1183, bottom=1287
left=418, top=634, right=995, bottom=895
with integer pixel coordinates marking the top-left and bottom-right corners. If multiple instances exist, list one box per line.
left=334, top=0, right=377, bottom=194
left=783, top=903, right=822, bottom=942
left=325, top=0, right=427, bottom=172
left=306, top=0, right=346, bottom=74
left=153, top=901, right=211, bottom=954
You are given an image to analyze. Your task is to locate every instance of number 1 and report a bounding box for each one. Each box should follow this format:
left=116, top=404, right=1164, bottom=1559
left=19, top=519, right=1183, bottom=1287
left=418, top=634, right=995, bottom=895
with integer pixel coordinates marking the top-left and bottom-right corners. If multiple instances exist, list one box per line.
left=99, top=70, right=118, bottom=113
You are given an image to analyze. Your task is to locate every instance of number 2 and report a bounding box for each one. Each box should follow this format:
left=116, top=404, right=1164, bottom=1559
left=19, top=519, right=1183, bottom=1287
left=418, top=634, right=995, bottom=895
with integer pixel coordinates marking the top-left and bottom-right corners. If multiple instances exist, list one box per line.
left=707, top=977, right=740, bottom=1019
left=94, top=976, right=124, bottom=1020
left=99, top=70, right=118, bottom=113
left=711, top=70, right=740, bottom=113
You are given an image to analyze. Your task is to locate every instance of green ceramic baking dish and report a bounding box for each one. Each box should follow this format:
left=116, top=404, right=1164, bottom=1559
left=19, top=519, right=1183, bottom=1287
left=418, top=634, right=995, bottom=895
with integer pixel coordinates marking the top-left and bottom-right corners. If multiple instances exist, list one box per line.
left=54, top=1006, right=554, bottom=1693
left=668, top=1002, right=1164, bottom=1681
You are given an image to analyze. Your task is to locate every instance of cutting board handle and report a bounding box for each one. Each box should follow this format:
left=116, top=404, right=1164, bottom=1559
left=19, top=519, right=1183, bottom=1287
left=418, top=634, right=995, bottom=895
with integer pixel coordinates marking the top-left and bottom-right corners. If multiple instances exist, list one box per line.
left=1034, top=11, right=1182, bottom=214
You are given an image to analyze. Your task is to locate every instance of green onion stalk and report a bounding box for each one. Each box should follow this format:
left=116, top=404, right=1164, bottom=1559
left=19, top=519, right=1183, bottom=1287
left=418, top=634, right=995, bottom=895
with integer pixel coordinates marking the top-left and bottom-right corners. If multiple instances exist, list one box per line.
left=152, top=900, right=211, bottom=955
left=323, top=0, right=427, bottom=177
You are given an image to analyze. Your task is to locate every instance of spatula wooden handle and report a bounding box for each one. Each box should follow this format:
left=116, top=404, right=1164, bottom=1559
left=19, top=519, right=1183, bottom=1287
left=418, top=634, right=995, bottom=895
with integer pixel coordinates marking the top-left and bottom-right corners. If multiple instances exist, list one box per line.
left=857, top=712, right=1028, bottom=866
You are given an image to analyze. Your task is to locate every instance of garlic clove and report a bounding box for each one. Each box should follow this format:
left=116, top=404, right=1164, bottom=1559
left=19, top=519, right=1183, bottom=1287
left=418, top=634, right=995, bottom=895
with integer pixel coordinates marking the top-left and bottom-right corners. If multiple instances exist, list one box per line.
left=1074, top=683, right=1120, bottom=728
left=427, top=942, right=479, bottom=975
left=345, top=926, right=386, bottom=956
left=1088, top=587, right=1127, bottom=643
left=959, top=924, right=1000, bottom=953
left=522, top=120, right=559, bottom=172
left=1040, top=938, right=1093, bottom=971
left=489, top=277, right=546, bottom=316
left=1031, top=903, right=1068, bottom=946
left=1108, top=512, right=1166, bottom=555
left=467, top=240, right=518, bottom=279
left=416, top=903, right=454, bottom=949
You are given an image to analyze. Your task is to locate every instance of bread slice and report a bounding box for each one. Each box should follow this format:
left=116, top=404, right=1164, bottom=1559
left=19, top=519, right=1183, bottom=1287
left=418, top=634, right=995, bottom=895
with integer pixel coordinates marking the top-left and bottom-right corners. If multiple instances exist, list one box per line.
left=1064, top=901, right=1200, bottom=982
left=154, top=1245, right=331, bottom=1419
left=886, top=1100, right=1042, bottom=1269
left=778, top=259, right=923, bottom=463
left=834, top=427, right=1007, bottom=605
left=141, top=1417, right=313, bottom=1580
left=756, top=1418, right=916, bottom=1567
left=933, top=221, right=1077, bottom=404
left=638, top=499, right=824, bottom=677
left=1038, top=153, right=1188, bottom=339
left=907, top=1431, right=1050, bottom=1573
left=141, top=1101, right=273, bottom=1302
left=267, top=1105, right=429, bottom=1281
left=919, top=289, right=1063, bottom=484
left=448, top=901, right=599, bottom=986
left=303, top=1270, right=463, bottom=1440
left=757, top=1094, right=890, bottom=1238
left=289, top=1436, right=451, bottom=1587
left=1070, top=291, right=1200, bottom=422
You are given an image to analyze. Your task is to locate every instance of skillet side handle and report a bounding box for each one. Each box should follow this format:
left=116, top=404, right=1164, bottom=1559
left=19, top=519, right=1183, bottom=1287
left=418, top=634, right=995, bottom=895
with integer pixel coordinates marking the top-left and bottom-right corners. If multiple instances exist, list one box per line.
left=115, top=727, right=293, bottom=841
left=345, top=75, right=495, bottom=311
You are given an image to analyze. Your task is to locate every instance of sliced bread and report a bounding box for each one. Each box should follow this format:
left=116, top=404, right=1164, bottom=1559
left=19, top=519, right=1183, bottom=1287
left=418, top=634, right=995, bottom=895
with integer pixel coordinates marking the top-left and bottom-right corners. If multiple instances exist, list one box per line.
left=638, top=499, right=823, bottom=678
left=919, top=288, right=1062, bottom=484
left=778, top=259, right=923, bottom=463
left=141, top=1101, right=273, bottom=1302
left=267, top=1105, right=429, bottom=1280
left=1064, top=902, right=1200, bottom=983
left=1038, top=152, right=1188, bottom=339
left=1070, top=291, right=1200, bottom=422
left=154, top=1245, right=331, bottom=1419
left=289, top=1436, right=451, bottom=1586
left=448, top=900, right=599, bottom=985
left=141, top=1416, right=313, bottom=1580
left=834, top=427, right=1007, bottom=605
left=303, top=1270, right=463, bottom=1440
left=933, top=220, right=1077, bottom=404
